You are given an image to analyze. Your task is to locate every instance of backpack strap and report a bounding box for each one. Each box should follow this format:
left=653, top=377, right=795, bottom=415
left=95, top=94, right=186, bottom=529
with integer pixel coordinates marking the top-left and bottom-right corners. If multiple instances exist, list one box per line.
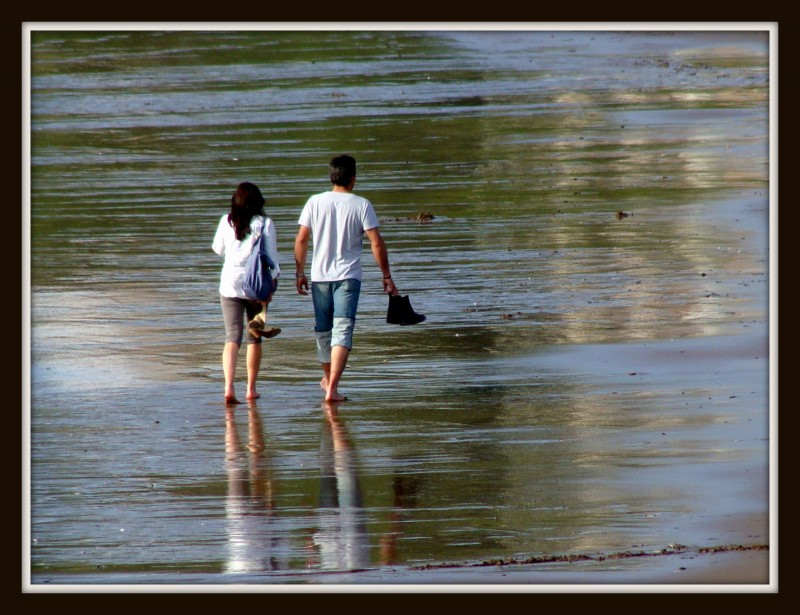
left=250, top=216, right=266, bottom=248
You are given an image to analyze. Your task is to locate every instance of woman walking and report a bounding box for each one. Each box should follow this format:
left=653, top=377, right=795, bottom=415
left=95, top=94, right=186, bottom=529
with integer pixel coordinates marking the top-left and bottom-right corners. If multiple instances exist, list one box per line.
left=212, top=182, right=281, bottom=404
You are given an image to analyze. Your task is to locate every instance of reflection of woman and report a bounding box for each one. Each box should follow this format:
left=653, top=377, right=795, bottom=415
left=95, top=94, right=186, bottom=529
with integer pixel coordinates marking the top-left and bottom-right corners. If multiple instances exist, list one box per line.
left=224, top=406, right=288, bottom=574
left=312, top=402, right=370, bottom=571
left=212, top=182, right=281, bottom=404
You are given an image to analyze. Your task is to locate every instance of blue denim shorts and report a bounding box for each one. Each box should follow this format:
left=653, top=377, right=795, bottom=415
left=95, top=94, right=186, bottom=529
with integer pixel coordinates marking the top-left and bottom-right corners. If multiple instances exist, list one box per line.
left=311, top=279, right=361, bottom=361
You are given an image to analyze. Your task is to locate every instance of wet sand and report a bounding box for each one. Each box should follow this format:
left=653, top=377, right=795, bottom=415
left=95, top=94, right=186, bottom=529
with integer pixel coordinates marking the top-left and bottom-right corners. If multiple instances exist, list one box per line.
left=228, top=327, right=774, bottom=590
left=408, top=329, right=774, bottom=590
left=388, top=324, right=772, bottom=590
left=30, top=323, right=772, bottom=592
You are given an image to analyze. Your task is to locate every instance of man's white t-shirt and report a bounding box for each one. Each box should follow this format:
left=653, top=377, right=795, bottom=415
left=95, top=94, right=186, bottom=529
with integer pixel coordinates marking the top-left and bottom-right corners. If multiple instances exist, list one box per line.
left=298, top=191, right=380, bottom=282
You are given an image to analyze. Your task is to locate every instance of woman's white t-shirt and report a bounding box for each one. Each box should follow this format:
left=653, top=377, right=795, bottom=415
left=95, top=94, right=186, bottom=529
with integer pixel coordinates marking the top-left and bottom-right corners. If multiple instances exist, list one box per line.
left=212, top=214, right=281, bottom=298
left=297, top=191, right=380, bottom=282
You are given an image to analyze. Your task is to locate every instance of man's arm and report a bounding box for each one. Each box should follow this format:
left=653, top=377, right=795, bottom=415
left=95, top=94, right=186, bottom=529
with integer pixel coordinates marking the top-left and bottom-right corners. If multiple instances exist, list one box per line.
left=294, top=225, right=311, bottom=295
left=365, top=227, right=398, bottom=295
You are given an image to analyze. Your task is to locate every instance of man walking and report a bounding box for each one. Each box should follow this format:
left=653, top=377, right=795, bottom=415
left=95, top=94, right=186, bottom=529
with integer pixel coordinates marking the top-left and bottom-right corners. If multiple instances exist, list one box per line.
left=294, top=155, right=398, bottom=402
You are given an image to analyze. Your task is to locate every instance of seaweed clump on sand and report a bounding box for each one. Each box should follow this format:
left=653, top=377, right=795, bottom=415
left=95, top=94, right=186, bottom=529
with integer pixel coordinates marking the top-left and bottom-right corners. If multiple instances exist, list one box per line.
left=385, top=211, right=437, bottom=223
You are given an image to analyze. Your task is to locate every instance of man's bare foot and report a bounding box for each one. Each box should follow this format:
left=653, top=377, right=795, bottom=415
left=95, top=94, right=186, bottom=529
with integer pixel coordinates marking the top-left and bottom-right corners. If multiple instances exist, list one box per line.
left=246, top=392, right=260, bottom=400
left=325, top=390, right=347, bottom=402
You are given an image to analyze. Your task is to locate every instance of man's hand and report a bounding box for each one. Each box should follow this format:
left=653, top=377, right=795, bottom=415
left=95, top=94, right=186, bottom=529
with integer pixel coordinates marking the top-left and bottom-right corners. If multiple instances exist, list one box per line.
left=296, top=273, right=309, bottom=295
left=383, top=277, right=398, bottom=296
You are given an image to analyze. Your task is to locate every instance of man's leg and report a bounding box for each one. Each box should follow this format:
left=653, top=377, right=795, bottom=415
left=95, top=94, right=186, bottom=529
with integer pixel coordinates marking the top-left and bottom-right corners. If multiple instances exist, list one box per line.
left=316, top=329, right=333, bottom=391
left=324, top=280, right=361, bottom=402
left=312, top=283, right=335, bottom=392
left=323, top=316, right=355, bottom=402
left=312, top=280, right=360, bottom=401
left=325, top=344, right=349, bottom=402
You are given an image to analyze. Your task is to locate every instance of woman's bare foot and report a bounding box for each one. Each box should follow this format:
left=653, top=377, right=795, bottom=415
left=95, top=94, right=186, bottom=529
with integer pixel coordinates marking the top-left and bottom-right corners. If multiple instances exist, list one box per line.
left=320, top=376, right=328, bottom=391
left=224, top=385, right=239, bottom=403
left=245, top=391, right=261, bottom=400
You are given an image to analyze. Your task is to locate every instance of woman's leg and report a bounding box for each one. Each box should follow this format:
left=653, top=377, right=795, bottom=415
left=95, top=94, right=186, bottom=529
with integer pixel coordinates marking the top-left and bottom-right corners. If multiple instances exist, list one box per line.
left=241, top=299, right=264, bottom=399
left=245, top=342, right=262, bottom=400
left=221, top=295, right=248, bottom=403
left=223, top=341, right=240, bottom=402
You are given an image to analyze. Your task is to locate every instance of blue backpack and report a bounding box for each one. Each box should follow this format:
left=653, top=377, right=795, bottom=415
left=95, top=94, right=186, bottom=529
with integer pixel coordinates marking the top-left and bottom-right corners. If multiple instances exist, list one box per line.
left=242, top=219, right=277, bottom=302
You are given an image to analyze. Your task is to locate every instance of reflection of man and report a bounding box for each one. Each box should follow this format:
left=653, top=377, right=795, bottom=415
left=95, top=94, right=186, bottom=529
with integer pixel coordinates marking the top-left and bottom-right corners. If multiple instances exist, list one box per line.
left=311, top=402, right=370, bottom=571
left=224, top=406, right=289, bottom=574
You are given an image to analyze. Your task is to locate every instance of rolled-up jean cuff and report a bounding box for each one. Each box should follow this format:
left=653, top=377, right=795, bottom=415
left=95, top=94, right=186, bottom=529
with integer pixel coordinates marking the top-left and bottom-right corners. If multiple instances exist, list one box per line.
left=332, top=317, right=355, bottom=350
left=315, top=330, right=332, bottom=364
left=315, top=317, right=354, bottom=363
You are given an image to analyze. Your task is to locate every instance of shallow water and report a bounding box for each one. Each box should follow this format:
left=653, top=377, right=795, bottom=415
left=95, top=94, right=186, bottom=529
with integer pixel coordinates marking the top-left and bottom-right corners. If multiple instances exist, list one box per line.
left=26, top=27, right=771, bottom=585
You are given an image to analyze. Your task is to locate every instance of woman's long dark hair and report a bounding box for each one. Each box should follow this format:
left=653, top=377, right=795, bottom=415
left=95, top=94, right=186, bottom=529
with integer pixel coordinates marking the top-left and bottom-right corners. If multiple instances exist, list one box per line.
left=228, top=182, right=266, bottom=241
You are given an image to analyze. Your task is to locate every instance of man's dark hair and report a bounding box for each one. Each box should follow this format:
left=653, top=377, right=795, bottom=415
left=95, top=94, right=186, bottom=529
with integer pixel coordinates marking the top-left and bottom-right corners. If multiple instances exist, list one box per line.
left=329, top=155, right=357, bottom=187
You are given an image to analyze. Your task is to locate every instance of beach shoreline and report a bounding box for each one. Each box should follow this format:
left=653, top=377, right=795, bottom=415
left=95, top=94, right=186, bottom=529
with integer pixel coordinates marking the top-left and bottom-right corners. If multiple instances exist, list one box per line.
left=26, top=547, right=772, bottom=591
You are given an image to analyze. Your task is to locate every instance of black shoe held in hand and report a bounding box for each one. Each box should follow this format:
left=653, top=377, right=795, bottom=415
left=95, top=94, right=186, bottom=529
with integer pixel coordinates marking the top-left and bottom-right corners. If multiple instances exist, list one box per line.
left=386, top=294, right=426, bottom=326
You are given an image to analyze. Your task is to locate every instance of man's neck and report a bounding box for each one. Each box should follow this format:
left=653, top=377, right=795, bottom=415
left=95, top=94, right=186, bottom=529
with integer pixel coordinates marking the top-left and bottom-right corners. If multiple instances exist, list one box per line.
left=332, top=178, right=356, bottom=193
